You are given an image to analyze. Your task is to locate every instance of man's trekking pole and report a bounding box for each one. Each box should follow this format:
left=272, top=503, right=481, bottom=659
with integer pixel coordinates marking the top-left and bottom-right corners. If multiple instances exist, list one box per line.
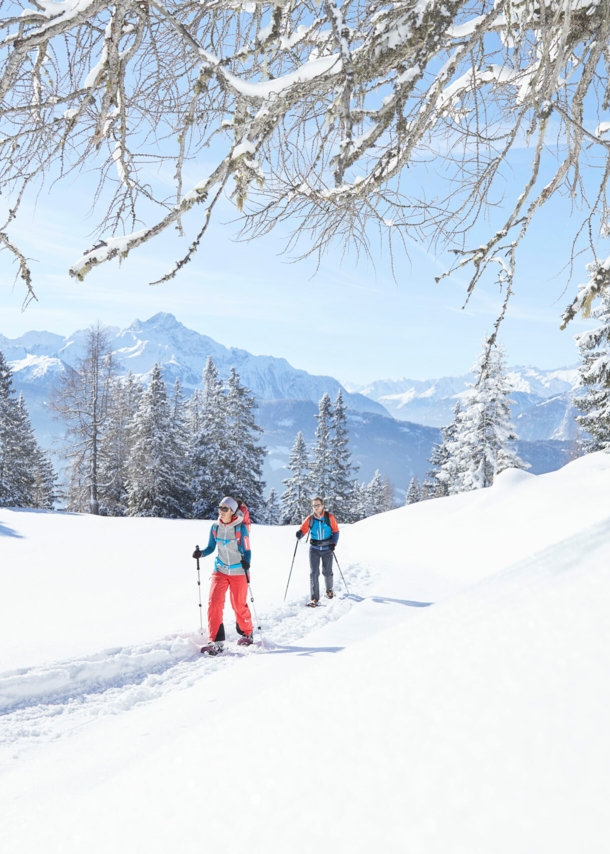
left=332, top=551, right=350, bottom=595
left=284, top=539, right=300, bottom=601
left=195, top=545, right=204, bottom=636
left=244, top=568, right=262, bottom=638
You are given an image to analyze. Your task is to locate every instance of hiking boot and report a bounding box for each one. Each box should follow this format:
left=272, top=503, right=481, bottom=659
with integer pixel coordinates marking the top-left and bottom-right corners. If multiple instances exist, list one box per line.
left=326, top=590, right=334, bottom=599
left=201, top=641, right=223, bottom=655
left=237, top=634, right=254, bottom=646
left=306, top=598, right=318, bottom=608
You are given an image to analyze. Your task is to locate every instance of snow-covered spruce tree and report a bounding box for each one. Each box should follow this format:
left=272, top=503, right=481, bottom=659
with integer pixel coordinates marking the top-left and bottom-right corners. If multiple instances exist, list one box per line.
left=281, top=431, right=313, bottom=524
left=3, top=0, right=610, bottom=328
left=15, top=394, right=57, bottom=509
left=328, top=389, right=359, bottom=522
left=265, top=488, right=281, bottom=526
left=443, top=341, right=527, bottom=493
left=419, top=479, right=436, bottom=502
left=0, top=350, right=24, bottom=507
left=51, top=324, right=117, bottom=514
left=0, top=355, right=57, bottom=508
left=405, top=475, right=421, bottom=505
left=365, top=470, right=390, bottom=516
left=98, top=372, right=142, bottom=516
left=311, top=393, right=333, bottom=503
left=573, top=288, right=610, bottom=450
left=222, top=368, right=266, bottom=522
left=127, top=364, right=191, bottom=518
left=427, top=407, right=461, bottom=497
left=191, top=357, right=227, bottom=519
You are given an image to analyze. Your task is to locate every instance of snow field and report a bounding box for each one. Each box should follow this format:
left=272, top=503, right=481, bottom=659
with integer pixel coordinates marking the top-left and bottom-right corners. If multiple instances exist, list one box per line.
left=1, top=453, right=610, bottom=852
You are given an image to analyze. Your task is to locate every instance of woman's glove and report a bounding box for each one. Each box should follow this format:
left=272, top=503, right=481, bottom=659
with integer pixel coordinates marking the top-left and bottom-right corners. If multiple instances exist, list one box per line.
left=296, top=530, right=303, bottom=540
left=192, top=548, right=202, bottom=559
left=241, top=559, right=250, bottom=570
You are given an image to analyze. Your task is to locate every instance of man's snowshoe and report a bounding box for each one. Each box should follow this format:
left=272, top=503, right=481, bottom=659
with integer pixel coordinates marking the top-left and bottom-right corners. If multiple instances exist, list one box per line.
left=237, top=634, right=254, bottom=646
left=306, top=598, right=318, bottom=608
left=326, top=590, right=334, bottom=599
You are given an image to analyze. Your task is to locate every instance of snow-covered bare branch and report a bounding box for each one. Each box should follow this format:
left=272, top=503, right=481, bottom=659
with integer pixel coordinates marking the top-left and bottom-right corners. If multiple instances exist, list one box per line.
left=1, top=0, right=609, bottom=311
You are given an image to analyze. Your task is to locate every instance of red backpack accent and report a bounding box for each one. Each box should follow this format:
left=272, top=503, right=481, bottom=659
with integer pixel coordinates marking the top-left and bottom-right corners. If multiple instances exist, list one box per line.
left=238, top=502, right=251, bottom=532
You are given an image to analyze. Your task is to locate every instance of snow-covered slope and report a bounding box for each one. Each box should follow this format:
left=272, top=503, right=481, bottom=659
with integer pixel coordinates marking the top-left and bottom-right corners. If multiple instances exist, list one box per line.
left=1, top=453, right=609, bottom=852
left=349, top=365, right=581, bottom=439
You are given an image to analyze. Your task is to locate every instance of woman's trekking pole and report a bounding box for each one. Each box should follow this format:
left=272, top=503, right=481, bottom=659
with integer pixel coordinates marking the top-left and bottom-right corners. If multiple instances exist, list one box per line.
left=244, top=569, right=262, bottom=638
left=332, top=551, right=350, bottom=595
left=195, top=546, right=204, bottom=636
left=284, top=539, right=300, bottom=601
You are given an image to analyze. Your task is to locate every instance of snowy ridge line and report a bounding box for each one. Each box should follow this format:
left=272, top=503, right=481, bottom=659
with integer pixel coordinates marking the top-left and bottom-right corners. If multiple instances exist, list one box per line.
left=0, top=562, right=375, bottom=751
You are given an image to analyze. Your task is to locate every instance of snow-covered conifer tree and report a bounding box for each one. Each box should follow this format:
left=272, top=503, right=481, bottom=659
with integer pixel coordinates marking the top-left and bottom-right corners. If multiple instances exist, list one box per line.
left=0, top=352, right=56, bottom=508
left=365, top=470, right=388, bottom=516
left=406, top=476, right=421, bottom=505
left=444, top=341, right=527, bottom=493
left=419, top=479, right=435, bottom=502
left=265, top=489, right=280, bottom=526
left=222, top=368, right=266, bottom=521
left=328, top=389, right=359, bottom=522
left=15, top=394, right=57, bottom=509
left=311, top=393, right=333, bottom=502
left=191, top=357, right=227, bottom=519
left=127, top=364, right=191, bottom=517
left=0, top=351, right=26, bottom=507
left=573, top=290, right=610, bottom=450
left=427, top=413, right=461, bottom=498
left=98, top=373, right=142, bottom=516
left=281, top=431, right=312, bottom=524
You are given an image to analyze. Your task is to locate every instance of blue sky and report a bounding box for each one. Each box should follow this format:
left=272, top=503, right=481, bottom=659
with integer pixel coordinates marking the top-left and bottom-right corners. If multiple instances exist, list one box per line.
left=0, top=152, right=601, bottom=386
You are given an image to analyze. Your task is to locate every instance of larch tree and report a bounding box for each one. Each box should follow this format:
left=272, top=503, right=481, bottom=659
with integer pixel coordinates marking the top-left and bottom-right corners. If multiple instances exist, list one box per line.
left=51, top=324, right=117, bottom=514
left=2, top=0, right=608, bottom=341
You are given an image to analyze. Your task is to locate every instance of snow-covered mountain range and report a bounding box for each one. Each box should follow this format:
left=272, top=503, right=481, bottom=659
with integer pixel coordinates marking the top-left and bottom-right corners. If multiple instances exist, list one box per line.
left=346, top=365, right=582, bottom=442
left=0, top=313, right=580, bottom=495
left=0, top=312, right=388, bottom=417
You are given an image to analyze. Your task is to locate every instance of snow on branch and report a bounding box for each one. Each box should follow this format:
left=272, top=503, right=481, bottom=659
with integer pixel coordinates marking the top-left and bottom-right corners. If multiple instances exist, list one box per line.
left=0, top=0, right=609, bottom=315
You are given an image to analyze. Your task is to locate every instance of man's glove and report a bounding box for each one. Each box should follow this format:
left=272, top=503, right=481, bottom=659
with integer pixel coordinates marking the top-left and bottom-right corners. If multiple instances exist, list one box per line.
left=241, top=559, right=250, bottom=570
left=329, top=543, right=336, bottom=552
left=192, top=548, right=202, bottom=559
left=296, top=530, right=304, bottom=540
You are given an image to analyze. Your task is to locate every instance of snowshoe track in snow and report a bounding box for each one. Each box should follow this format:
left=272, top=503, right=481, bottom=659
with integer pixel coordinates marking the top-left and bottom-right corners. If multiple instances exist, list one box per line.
left=0, top=561, right=374, bottom=756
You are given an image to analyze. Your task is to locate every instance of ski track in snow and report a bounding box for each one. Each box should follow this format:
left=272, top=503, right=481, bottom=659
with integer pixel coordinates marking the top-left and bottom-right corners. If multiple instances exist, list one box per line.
left=0, top=561, right=374, bottom=760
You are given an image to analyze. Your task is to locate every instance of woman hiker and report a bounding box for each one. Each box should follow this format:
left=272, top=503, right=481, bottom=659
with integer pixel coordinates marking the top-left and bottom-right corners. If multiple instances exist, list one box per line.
left=192, top=496, right=253, bottom=655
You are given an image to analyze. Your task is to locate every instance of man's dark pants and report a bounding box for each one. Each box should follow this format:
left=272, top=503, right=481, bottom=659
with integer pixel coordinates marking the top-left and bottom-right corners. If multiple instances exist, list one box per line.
left=309, top=548, right=334, bottom=600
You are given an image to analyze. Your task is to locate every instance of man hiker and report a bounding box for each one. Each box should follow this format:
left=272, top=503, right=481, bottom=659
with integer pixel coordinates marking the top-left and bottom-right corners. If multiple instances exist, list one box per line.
left=192, top=496, right=253, bottom=655
left=296, top=497, right=340, bottom=606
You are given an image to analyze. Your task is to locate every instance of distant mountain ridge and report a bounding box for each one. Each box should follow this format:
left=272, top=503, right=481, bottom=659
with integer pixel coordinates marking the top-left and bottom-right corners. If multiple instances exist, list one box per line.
left=0, top=312, right=389, bottom=417
left=346, top=365, right=582, bottom=442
